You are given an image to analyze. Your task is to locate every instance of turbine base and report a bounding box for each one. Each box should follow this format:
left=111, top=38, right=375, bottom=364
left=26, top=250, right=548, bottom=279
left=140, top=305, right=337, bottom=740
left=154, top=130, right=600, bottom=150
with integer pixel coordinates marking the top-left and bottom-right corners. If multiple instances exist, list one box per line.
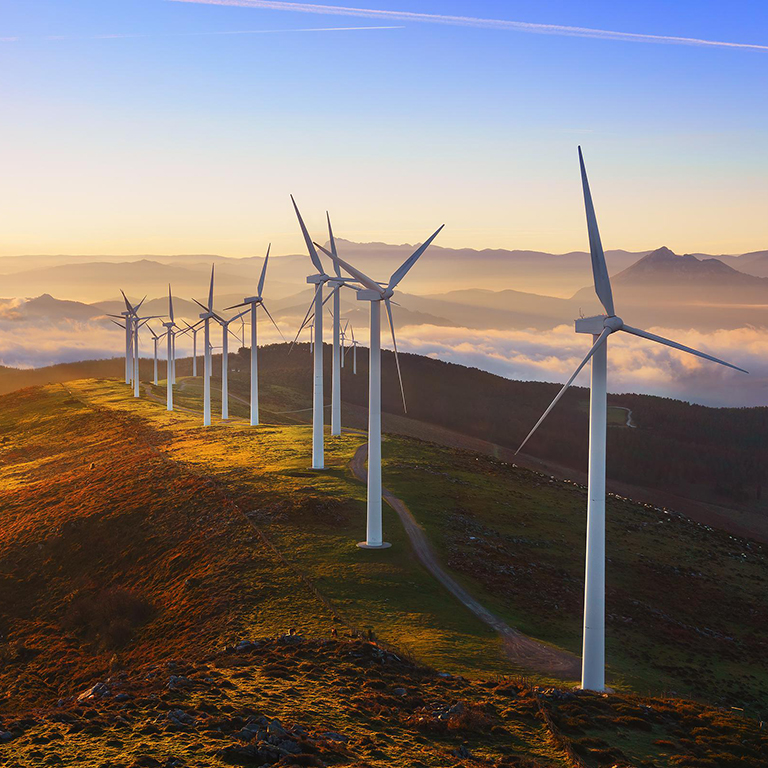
left=357, top=542, right=392, bottom=550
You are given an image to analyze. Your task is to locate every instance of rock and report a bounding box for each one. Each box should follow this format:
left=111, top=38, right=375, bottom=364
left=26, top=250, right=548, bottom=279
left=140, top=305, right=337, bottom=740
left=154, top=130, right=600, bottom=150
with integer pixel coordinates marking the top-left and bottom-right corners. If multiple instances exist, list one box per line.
left=166, top=675, right=191, bottom=692
left=77, top=682, right=110, bottom=702
left=167, top=709, right=195, bottom=726
left=321, top=731, right=348, bottom=743
left=0, top=731, right=13, bottom=742
left=114, top=693, right=131, bottom=702
left=267, top=719, right=287, bottom=738
left=452, top=745, right=472, bottom=759
left=393, top=688, right=407, bottom=696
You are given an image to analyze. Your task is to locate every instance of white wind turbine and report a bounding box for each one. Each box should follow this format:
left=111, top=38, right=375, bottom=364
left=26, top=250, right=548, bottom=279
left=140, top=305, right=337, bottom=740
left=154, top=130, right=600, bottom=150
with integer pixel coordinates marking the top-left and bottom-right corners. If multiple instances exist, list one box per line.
left=163, top=286, right=178, bottom=411
left=517, top=146, right=747, bottom=692
left=291, top=212, right=358, bottom=437
left=225, top=245, right=284, bottom=426
left=192, top=265, right=218, bottom=426
left=350, top=325, right=358, bottom=375
left=291, top=197, right=333, bottom=468
left=130, top=313, right=161, bottom=398
left=315, top=226, right=444, bottom=549
left=215, top=308, right=249, bottom=421
left=146, top=324, right=165, bottom=386
left=182, top=320, right=201, bottom=377
left=340, top=319, right=349, bottom=369
left=110, top=291, right=145, bottom=387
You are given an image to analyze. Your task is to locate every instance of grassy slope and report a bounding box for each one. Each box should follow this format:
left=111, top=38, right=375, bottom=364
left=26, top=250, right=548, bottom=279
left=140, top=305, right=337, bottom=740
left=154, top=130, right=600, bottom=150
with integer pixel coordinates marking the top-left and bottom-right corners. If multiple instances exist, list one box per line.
left=0, top=380, right=767, bottom=766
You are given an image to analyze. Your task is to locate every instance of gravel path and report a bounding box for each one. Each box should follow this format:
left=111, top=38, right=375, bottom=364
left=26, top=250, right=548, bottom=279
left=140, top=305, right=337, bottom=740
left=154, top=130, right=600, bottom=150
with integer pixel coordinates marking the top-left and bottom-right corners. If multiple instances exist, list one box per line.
left=349, top=442, right=580, bottom=680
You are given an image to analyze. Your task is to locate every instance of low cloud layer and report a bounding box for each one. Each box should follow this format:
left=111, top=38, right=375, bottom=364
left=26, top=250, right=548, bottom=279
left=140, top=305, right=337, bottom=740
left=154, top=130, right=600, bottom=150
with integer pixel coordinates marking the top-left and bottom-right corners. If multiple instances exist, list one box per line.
left=1, top=317, right=766, bottom=407
left=390, top=324, right=768, bottom=407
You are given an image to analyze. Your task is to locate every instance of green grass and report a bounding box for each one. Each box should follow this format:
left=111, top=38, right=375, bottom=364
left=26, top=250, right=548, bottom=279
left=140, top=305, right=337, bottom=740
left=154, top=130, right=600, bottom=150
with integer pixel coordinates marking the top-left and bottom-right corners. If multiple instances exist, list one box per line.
left=379, top=437, right=768, bottom=708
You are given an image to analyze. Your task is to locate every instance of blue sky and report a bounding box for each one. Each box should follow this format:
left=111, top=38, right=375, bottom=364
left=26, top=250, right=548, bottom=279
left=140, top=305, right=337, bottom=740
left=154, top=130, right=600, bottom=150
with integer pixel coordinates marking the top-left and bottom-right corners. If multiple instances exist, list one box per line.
left=1, top=0, right=767, bottom=256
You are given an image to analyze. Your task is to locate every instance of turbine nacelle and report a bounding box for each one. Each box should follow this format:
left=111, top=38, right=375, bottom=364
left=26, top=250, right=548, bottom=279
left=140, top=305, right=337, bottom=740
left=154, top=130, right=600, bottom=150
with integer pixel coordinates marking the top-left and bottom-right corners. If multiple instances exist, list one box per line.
left=575, top=314, right=623, bottom=334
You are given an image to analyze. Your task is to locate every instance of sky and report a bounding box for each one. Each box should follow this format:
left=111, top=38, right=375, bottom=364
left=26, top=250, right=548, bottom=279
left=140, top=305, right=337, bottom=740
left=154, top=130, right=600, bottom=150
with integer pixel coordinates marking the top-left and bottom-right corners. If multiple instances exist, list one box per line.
left=1, top=0, right=767, bottom=258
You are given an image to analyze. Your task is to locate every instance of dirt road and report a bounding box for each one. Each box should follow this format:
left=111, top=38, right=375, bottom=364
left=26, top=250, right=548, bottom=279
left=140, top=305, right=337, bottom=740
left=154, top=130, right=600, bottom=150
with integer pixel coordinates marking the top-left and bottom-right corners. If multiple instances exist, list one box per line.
left=349, top=442, right=580, bottom=680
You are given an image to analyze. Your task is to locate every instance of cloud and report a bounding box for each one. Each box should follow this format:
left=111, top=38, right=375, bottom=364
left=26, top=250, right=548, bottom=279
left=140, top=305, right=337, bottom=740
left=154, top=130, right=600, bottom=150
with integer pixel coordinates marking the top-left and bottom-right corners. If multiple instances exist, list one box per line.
left=1, top=312, right=766, bottom=407
left=168, top=0, right=768, bottom=52
left=0, top=26, right=403, bottom=44
left=387, top=324, right=768, bottom=407
left=0, top=315, right=287, bottom=369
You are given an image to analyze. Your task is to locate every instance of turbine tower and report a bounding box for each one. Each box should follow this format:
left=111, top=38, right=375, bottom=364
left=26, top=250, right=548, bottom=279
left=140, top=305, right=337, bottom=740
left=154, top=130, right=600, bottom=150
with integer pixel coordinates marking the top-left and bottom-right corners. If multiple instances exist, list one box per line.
left=350, top=325, right=358, bottom=375
left=225, top=245, right=284, bottom=426
left=326, top=214, right=345, bottom=436
left=291, top=196, right=331, bottom=469
left=215, top=308, right=249, bottom=421
left=112, top=291, right=146, bottom=387
left=193, top=266, right=217, bottom=426
left=517, top=146, right=747, bottom=692
left=163, top=286, right=177, bottom=411
left=315, top=225, right=444, bottom=548
left=182, top=320, right=201, bottom=377
left=147, top=325, right=165, bottom=386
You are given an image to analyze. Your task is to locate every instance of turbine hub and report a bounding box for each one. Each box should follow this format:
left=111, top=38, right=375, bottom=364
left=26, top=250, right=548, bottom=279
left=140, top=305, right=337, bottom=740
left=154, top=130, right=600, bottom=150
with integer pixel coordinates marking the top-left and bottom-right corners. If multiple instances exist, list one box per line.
left=604, top=315, right=624, bottom=332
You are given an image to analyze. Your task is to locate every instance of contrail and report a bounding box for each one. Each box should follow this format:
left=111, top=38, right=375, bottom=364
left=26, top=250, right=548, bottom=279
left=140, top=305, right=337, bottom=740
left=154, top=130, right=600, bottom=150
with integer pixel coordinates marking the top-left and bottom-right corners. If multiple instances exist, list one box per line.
left=167, top=0, right=768, bottom=52
left=0, top=26, right=402, bottom=43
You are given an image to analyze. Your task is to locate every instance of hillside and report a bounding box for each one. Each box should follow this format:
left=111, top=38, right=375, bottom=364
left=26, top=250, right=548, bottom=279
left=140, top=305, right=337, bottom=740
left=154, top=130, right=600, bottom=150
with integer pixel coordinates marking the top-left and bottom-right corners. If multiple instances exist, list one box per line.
left=2, top=345, right=766, bottom=529
left=1, top=381, right=767, bottom=766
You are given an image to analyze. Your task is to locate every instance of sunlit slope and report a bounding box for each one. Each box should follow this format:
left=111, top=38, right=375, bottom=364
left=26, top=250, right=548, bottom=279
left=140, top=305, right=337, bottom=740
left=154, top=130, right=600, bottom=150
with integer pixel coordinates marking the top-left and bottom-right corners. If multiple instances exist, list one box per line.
left=1, top=381, right=768, bottom=766
left=136, top=375, right=768, bottom=710
left=0, top=380, right=509, bottom=712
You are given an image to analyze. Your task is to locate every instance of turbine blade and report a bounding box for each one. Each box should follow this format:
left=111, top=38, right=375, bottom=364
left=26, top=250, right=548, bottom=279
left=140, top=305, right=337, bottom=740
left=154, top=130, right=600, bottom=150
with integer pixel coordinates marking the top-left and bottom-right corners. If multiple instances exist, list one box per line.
left=224, top=302, right=248, bottom=310
left=385, top=298, right=407, bottom=413
left=192, top=297, right=209, bottom=313
left=110, top=319, right=125, bottom=329
left=327, top=212, right=341, bottom=278
left=258, top=243, right=270, bottom=297
left=620, top=325, right=748, bottom=373
left=291, top=195, right=324, bottom=273
left=135, top=295, right=147, bottom=314
left=261, top=302, right=286, bottom=341
left=120, top=289, right=133, bottom=313
left=289, top=286, right=321, bottom=352
left=517, top=328, right=611, bottom=455
left=314, top=241, right=382, bottom=293
left=208, top=264, right=215, bottom=311
left=578, top=146, right=615, bottom=316
left=387, top=224, right=444, bottom=291
left=168, top=284, right=174, bottom=323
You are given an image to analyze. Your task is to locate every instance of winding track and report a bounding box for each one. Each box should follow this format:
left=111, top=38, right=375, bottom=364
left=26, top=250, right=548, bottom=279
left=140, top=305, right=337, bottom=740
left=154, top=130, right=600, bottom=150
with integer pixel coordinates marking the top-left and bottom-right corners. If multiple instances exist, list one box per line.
left=349, top=443, right=580, bottom=679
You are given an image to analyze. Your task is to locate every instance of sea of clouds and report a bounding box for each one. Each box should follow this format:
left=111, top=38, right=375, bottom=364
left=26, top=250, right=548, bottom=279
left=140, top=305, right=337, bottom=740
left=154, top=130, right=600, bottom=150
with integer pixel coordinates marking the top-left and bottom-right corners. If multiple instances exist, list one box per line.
left=0, top=313, right=765, bottom=408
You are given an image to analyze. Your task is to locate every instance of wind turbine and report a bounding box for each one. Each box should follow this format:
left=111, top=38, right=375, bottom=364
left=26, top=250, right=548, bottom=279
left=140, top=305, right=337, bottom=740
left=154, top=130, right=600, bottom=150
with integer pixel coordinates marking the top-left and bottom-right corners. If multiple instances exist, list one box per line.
left=130, top=312, right=161, bottom=398
left=340, top=319, right=349, bottom=369
left=193, top=265, right=218, bottom=426
left=225, top=245, right=284, bottom=426
left=163, top=286, right=177, bottom=411
left=350, top=325, right=358, bottom=375
left=215, top=309, right=249, bottom=421
left=147, top=325, right=165, bottom=386
left=291, top=197, right=333, bottom=468
left=315, top=225, right=444, bottom=548
left=111, top=291, right=145, bottom=387
left=325, top=214, right=346, bottom=437
left=182, top=320, right=201, bottom=377
left=517, top=146, right=747, bottom=692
